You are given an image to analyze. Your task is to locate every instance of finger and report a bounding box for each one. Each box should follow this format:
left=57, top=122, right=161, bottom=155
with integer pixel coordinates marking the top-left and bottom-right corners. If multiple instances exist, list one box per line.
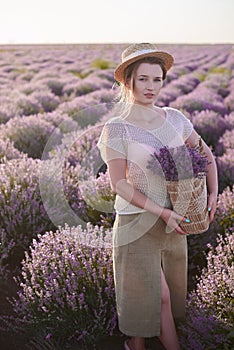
left=208, top=203, right=216, bottom=222
left=175, top=226, right=187, bottom=235
left=177, top=215, right=190, bottom=223
left=209, top=209, right=215, bottom=223
left=207, top=198, right=216, bottom=213
left=183, top=217, right=191, bottom=223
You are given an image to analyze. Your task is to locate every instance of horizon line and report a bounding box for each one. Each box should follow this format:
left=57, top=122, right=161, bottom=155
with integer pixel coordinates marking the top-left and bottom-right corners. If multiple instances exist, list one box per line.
left=0, top=41, right=233, bottom=46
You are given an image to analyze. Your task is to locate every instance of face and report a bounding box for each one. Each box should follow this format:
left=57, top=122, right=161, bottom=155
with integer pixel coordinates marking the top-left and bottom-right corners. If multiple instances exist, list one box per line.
left=130, top=63, right=163, bottom=107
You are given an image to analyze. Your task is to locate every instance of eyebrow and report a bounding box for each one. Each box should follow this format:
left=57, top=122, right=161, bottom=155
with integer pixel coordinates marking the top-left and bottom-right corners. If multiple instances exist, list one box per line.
left=137, top=74, right=162, bottom=78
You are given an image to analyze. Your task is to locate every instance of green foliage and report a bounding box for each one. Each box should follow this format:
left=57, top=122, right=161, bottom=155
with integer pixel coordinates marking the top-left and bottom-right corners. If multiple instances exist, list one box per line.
left=208, top=66, right=232, bottom=75
left=91, top=59, right=113, bottom=70
left=68, top=70, right=90, bottom=79
left=195, top=72, right=207, bottom=82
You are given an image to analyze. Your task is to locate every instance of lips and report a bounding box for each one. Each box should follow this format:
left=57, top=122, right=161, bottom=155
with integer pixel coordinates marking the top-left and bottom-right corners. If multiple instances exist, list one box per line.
left=144, top=93, right=154, bottom=98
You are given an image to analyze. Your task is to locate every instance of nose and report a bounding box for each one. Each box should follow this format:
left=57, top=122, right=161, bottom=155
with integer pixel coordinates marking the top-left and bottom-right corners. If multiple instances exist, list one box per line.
left=146, top=80, right=154, bottom=90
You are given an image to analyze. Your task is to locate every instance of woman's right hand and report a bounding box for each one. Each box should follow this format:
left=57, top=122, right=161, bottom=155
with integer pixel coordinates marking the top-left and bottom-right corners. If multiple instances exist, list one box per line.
left=160, top=208, right=188, bottom=235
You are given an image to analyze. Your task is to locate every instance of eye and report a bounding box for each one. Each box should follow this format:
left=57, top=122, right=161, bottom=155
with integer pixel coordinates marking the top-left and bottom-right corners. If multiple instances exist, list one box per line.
left=154, top=78, right=162, bottom=82
left=139, top=77, right=147, bottom=81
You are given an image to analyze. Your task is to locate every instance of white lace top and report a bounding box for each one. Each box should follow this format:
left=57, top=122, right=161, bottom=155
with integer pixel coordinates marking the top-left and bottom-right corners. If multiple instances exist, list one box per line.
left=97, top=106, right=193, bottom=214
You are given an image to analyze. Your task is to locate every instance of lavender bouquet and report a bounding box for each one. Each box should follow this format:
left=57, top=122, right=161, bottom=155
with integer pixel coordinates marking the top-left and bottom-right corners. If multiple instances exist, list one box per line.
left=147, top=143, right=209, bottom=181
left=148, top=139, right=210, bottom=234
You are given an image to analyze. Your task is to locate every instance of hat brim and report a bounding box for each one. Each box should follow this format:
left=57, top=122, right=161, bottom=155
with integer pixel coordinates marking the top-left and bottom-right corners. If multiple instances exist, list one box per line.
left=114, top=51, right=174, bottom=84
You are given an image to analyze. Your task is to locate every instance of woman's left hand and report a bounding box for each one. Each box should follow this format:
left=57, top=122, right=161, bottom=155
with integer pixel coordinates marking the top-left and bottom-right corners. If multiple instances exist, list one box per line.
left=207, top=192, right=217, bottom=223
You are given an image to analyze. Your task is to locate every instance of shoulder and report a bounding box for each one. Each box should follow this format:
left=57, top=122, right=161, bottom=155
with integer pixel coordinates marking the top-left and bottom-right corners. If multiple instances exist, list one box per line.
left=99, top=116, right=127, bottom=139
left=164, top=107, right=187, bottom=118
left=164, top=107, right=193, bottom=124
left=104, top=116, right=125, bottom=126
left=102, top=116, right=128, bottom=133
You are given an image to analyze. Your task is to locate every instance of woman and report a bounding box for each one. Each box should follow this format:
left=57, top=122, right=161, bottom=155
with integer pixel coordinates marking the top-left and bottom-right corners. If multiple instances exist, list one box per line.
left=97, top=43, right=218, bottom=350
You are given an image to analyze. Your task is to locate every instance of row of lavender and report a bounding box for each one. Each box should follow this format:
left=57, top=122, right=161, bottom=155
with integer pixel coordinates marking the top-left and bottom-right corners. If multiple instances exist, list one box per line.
left=0, top=44, right=233, bottom=349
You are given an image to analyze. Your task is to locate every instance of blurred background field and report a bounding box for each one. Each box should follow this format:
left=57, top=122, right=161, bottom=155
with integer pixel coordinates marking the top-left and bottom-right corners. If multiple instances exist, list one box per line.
left=0, top=43, right=233, bottom=349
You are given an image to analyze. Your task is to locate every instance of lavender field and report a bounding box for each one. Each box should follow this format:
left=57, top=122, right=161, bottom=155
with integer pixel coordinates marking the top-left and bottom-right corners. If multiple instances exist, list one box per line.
left=0, top=43, right=233, bottom=350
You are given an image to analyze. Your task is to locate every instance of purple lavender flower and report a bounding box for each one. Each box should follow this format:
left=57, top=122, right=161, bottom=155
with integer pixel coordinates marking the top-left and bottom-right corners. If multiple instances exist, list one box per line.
left=147, top=143, right=209, bottom=181
left=224, top=91, right=234, bottom=111
left=31, top=90, right=60, bottom=112
left=0, top=138, right=23, bottom=163
left=0, top=229, right=15, bottom=284
left=216, top=128, right=234, bottom=155
left=178, top=230, right=233, bottom=349
left=9, top=226, right=116, bottom=348
left=0, top=114, right=61, bottom=159
left=170, top=86, right=228, bottom=115
left=216, top=149, right=234, bottom=192
left=0, top=156, right=56, bottom=269
left=191, top=110, right=232, bottom=151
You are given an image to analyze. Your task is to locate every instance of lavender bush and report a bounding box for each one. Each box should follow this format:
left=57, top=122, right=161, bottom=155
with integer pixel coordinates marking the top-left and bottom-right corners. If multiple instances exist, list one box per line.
left=44, top=78, right=64, bottom=96
left=0, top=88, right=36, bottom=122
left=170, top=90, right=228, bottom=115
left=87, top=88, right=115, bottom=104
left=30, top=90, right=60, bottom=112
left=0, top=138, right=23, bottom=163
left=191, top=110, right=231, bottom=151
left=18, top=82, right=49, bottom=96
left=8, top=225, right=116, bottom=349
left=15, top=95, right=41, bottom=116
left=0, top=229, right=15, bottom=285
left=179, top=306, right=233, bottom=349
left=63, top=163, right=114, bottom=227
left=72, top=76, right=108, bottom=97
left=216, top=128, right=234, bottom=155
left=179, top=230, right=234, bottom=349
left=42, top=159, right=114, bottom=230
left=187, top=185, right=234, bottom=289
left=78, top=171, right=115, bottom=226
left=216, top=149, right=234, bottom=192
left=64, top=124, right=103, bottom=168
left=212, top=185, right=234, bottom=236
left=0, top=115, right=61, bottom=159
left=194, top=230, right=234, bottom=324
left=166, top=73, right=200, bottom=94
left=70, top=103, right=108, bottom=129
left=0, top=96, right=19, bottom=123
left=0, top=156, right=55, bottom=269
left=40, top=110, right=79, bottom=134
left=224, top=91, right=234, bottom=112
left=58, top=96, right=109, bottom=128
left=157, top=87, right=179, bottom=106
left=39, top=124, right=114, bottom=228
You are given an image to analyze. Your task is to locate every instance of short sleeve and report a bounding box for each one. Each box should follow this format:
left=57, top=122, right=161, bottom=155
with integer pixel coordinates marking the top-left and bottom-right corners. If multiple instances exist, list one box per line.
left=168, top=108, right=193, bottom=141
left=97, top=118, right=127, bottom=163
left=182, top=113, right=193, bottom=140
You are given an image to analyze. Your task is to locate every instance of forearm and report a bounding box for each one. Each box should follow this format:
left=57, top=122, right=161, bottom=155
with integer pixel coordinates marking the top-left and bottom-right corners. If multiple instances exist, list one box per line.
left=206, top=151, right=218, bottom=196
left=114, top=179, right=188, bottom=233
left=203, top=148, right=218, bottom=221
left=114, top=179, right=164, bottom=216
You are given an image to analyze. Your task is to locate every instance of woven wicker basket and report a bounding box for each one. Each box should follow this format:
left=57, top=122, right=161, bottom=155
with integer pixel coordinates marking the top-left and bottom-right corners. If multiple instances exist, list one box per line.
left=166, top=175, right=210, bottom=234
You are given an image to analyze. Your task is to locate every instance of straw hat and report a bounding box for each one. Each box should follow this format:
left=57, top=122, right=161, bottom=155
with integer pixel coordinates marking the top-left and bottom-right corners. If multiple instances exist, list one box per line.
left=114, top=43, right=174, bottom=84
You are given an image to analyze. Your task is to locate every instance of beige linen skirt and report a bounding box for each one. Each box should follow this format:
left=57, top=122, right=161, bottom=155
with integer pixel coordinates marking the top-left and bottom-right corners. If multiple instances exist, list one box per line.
left=112, top=211, right=187, bottom=337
